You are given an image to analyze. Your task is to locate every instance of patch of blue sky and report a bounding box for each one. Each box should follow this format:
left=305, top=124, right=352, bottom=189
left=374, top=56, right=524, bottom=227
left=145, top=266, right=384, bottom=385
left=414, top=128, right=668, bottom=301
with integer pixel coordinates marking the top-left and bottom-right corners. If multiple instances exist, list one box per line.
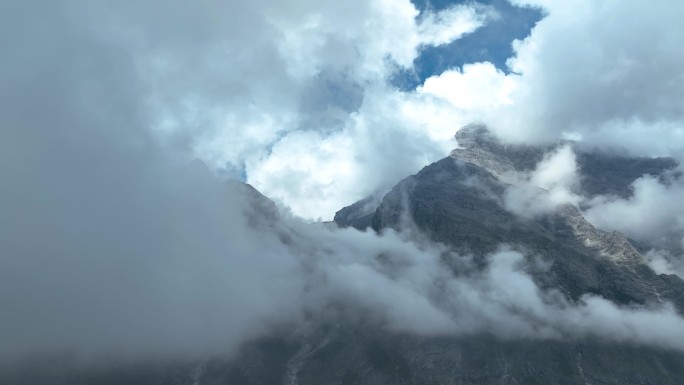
left=392, top=0, right=543, bottom=90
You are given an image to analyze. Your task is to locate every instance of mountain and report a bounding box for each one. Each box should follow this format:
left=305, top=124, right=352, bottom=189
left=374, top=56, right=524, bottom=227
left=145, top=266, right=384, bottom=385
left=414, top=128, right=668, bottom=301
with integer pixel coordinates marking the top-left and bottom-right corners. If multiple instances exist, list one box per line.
left=322, top=127, right=684, bottom=384
left=3, top=127, right=684, bottom=384
left=324, top=127, right=684, bottom=384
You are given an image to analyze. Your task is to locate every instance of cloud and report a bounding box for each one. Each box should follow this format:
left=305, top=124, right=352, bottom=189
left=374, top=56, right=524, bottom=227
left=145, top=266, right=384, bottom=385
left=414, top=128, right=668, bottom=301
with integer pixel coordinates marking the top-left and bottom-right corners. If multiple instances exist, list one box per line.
left=248, top=84, right=483, bottom=218
left=414, top=0, right=684, bottom=264
left=495, top=142, right=684, bottom=273
left=584, top=175, right=684, bottom=246
left=414, top=0, right=684, bottom=161
left=24, top=0, right=684, bottom=221
left=108, top=0, right=493, bottom=219
left=420, top=62, right=515, bottom=109
left=417, top=3, right=498, bottom=47
left=0, top=0, right=499, bottom=221
left=0, top=0, right=484, bottom=357
left=488, top=0, right=684, bottom=158
left=582, top=172, right=684, bottom=274
left=2, top=71, right=683, bottom=358
left=0, top=0, right=298, bottom=358
left=644, top=249, right=684, bottom=278
left=503, top=145, right=581, bottom=217
left=300, top=236, right=684, bottom=350
left=245, top=130, right=359, bottom=219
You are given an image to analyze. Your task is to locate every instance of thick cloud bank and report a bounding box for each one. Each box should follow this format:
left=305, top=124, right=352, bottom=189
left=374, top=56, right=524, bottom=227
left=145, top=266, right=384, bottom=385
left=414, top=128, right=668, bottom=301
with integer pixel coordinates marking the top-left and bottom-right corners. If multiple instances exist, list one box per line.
left=583, top=173, right=684, bottom=276
left=503, top=145, right=581, bottom=218
left=1, top=0, right=501, bottom=220
left=498, top=0, right=684, bottom=154
left=423, top=0, right=684, bottom=159
left=2, top=102, right=684, bottom=359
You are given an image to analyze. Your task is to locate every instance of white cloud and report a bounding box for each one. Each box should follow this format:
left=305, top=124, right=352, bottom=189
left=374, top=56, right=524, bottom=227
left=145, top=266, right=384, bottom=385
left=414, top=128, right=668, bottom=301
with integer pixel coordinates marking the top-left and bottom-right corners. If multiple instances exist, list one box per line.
left=412, top=0, right=684, bottom=254
left=503, top=145, right=581, bottom=218
left=116, top=0, right=493, bottom=219
left=38, top=0, right=684, bottom=222
left=529, top=145, right=578, bottom=189
left=246, top=130, right=360, bottom=219
left=644, top=249, right=684, bottom=277
left=581, top=172, right=684, bottom=276
left=583, top=174, right=684, bottom=247
left=420, top=62, right=515, bottom=110
left=488, top=0, right=684, bottom=158
left=145, top=0, right=684, bottom=221
left=3, top=0, right=684, bottom=364
left=417, top=4, right=498, bottom=47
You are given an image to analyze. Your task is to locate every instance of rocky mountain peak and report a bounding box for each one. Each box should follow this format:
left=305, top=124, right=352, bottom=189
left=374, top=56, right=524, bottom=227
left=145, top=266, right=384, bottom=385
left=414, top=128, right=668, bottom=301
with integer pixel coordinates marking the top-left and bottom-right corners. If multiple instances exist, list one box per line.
left=337, top=124, right=681, bottom=286
left=452, top=125, right=678, bottom=198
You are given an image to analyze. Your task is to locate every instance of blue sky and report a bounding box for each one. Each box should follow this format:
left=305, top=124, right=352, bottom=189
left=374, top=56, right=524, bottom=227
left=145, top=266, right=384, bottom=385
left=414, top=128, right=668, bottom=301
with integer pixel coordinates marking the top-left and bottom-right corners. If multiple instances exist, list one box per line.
left=394, top=0, right=542, bottom=89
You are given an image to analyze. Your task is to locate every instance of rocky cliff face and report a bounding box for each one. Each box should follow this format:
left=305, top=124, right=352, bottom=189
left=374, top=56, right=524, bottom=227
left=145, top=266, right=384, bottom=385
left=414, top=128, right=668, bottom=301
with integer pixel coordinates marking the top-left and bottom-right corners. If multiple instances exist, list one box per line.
left=4, top=128, right=683, bottom=385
